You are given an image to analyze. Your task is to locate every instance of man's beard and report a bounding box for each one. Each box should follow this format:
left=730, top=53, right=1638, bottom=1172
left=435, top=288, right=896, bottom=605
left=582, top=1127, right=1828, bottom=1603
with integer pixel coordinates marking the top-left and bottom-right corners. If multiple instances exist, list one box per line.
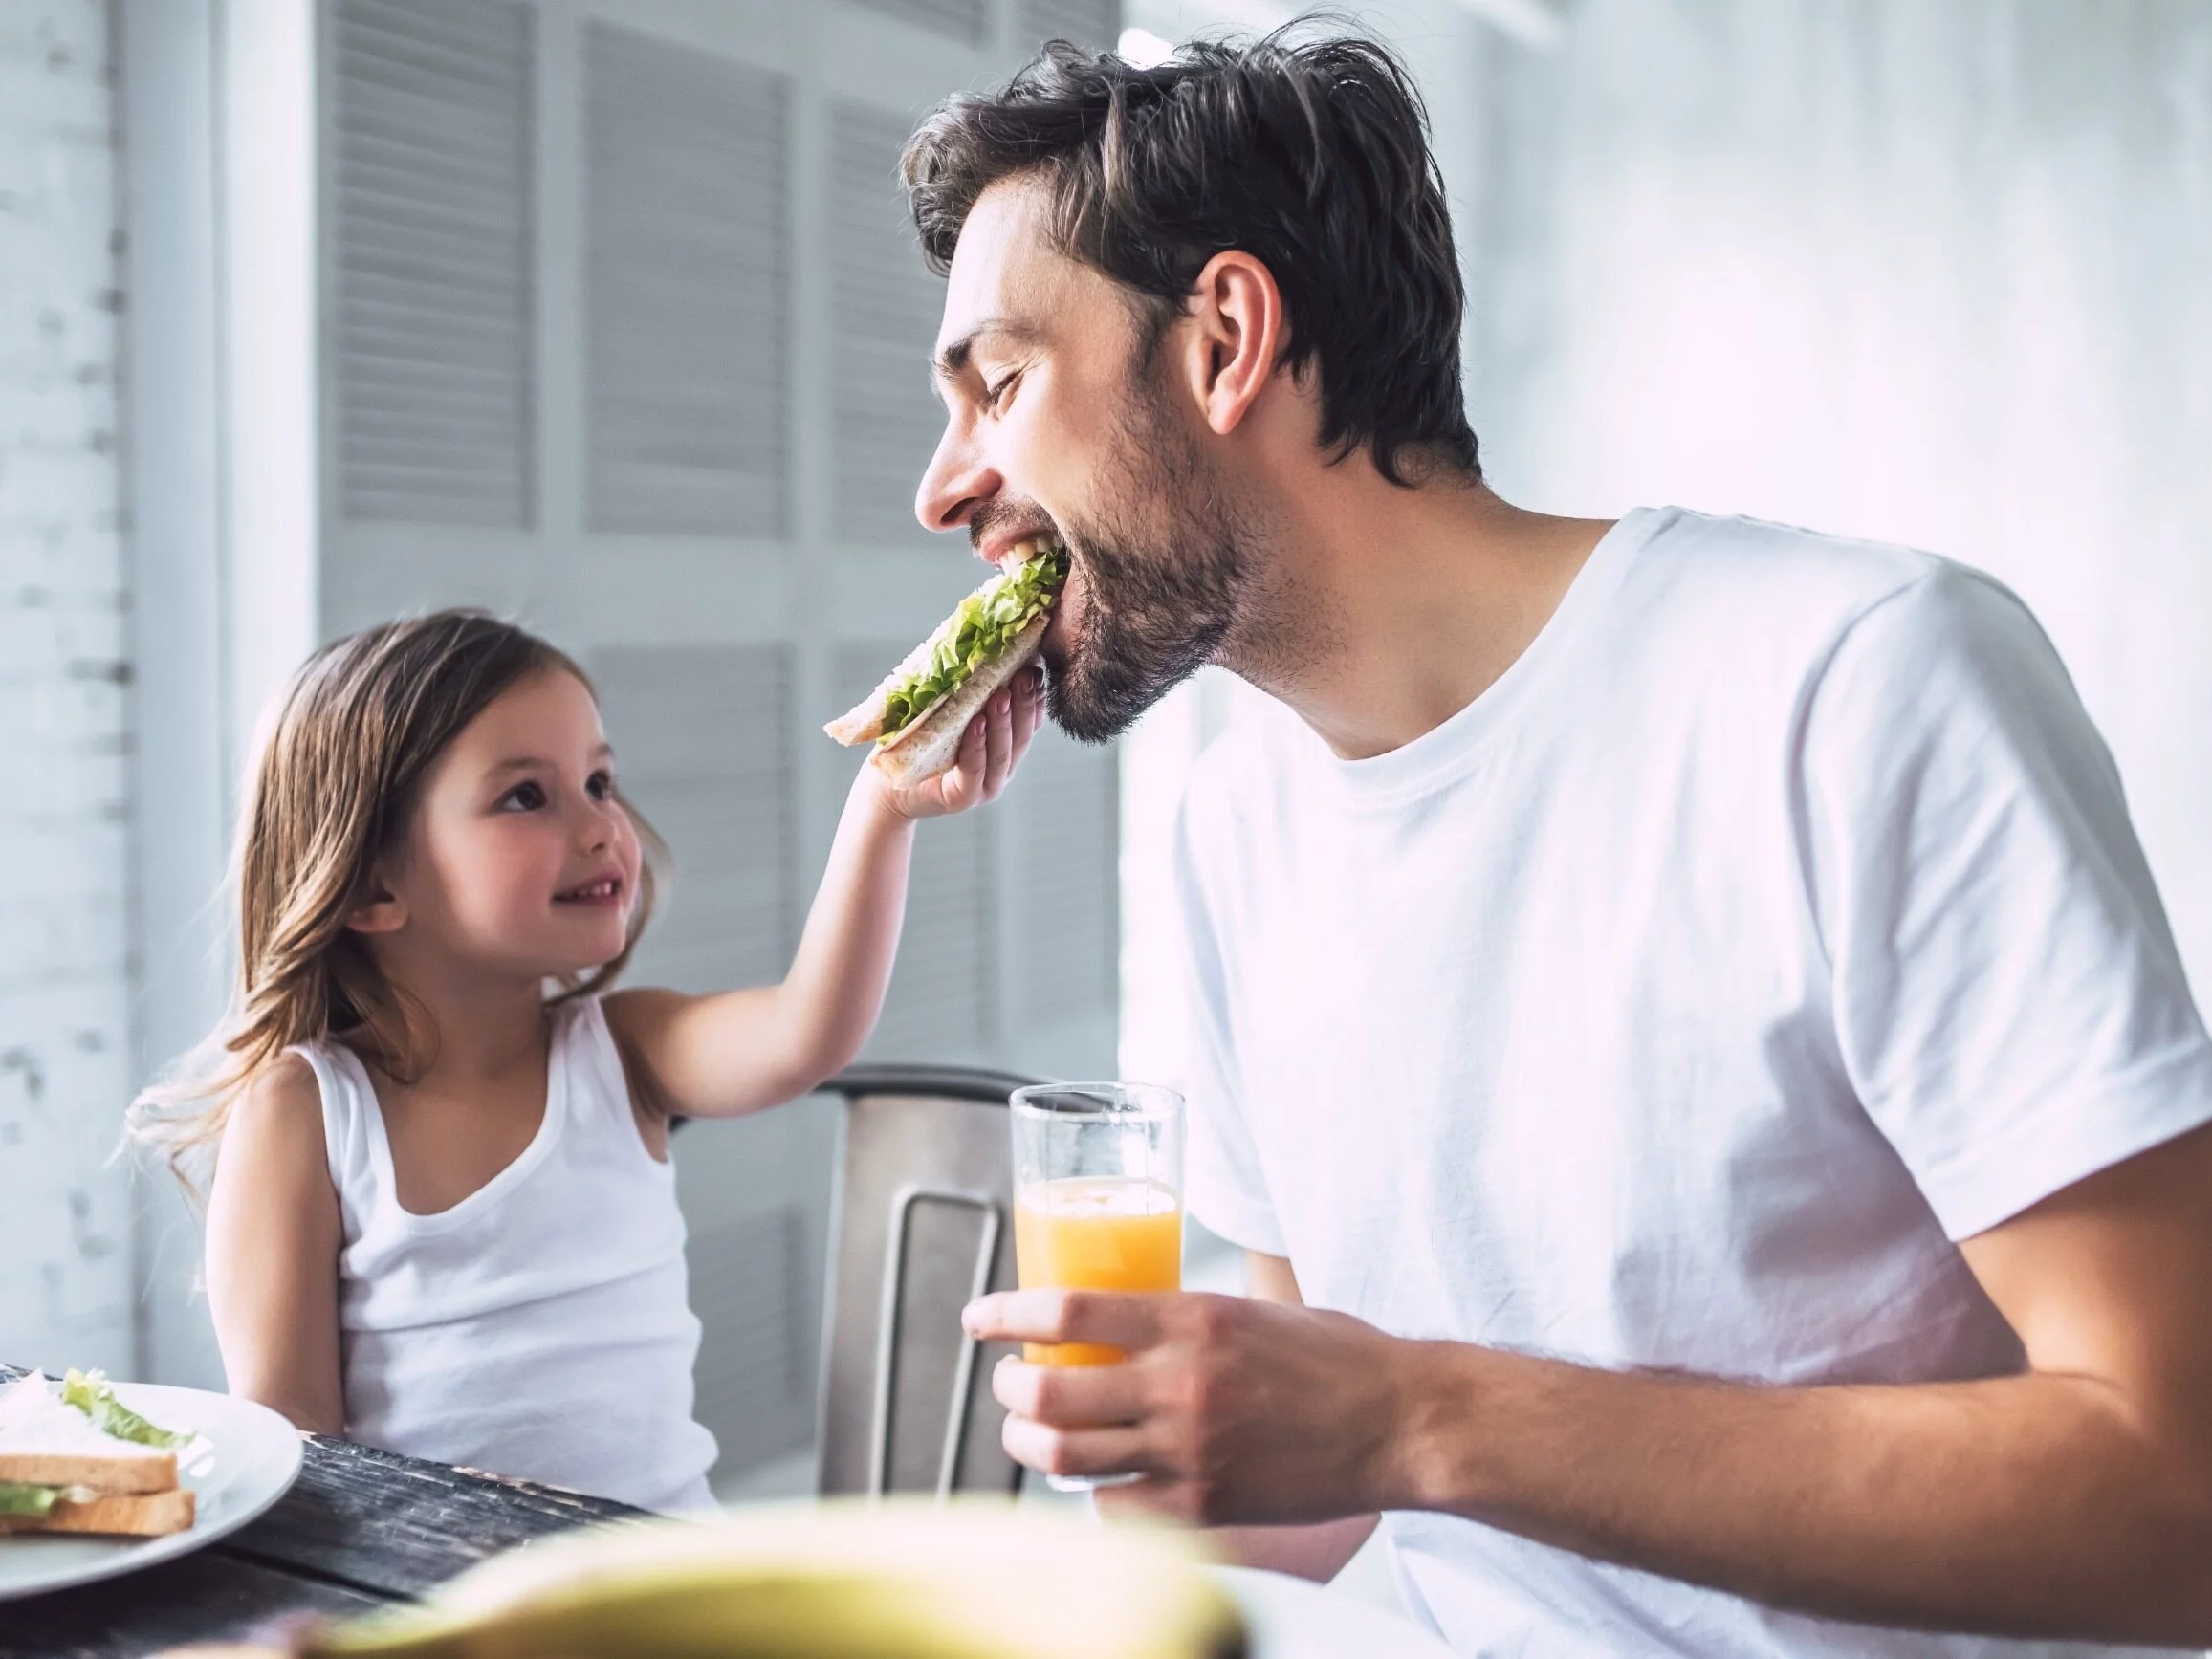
left=1042, top=383, right=1259, bottom=744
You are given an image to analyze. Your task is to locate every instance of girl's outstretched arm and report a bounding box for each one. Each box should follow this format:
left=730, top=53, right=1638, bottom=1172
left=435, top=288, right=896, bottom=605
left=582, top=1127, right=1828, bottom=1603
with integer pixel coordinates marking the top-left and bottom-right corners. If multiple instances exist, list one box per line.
left=204, top=1053, right=345, bottom=1433
left=606, top=667, right=1042, bottom=1118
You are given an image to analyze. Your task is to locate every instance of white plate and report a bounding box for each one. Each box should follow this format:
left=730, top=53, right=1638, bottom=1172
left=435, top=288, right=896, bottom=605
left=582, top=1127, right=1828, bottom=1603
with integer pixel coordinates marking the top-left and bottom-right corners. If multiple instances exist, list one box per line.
left=1216, top=1564, right=1457, bottom=1659
left=0, top=1380, right=304, bottom=1602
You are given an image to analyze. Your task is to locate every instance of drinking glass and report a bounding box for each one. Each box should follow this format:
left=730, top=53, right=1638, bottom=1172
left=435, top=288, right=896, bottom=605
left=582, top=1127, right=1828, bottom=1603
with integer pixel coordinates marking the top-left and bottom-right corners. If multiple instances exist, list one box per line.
left=1009, top=1081, right=1185, bottom=1492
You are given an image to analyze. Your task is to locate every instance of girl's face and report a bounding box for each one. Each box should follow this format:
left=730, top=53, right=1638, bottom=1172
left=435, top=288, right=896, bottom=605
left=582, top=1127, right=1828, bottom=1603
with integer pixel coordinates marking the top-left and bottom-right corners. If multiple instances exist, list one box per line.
left=361, top=670, right=644, bottom=984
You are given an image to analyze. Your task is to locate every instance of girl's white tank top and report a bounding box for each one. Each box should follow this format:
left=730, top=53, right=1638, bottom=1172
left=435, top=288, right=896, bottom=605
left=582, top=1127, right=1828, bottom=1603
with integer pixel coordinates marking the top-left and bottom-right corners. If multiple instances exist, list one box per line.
left=295, top=996, right=717, bottom=1515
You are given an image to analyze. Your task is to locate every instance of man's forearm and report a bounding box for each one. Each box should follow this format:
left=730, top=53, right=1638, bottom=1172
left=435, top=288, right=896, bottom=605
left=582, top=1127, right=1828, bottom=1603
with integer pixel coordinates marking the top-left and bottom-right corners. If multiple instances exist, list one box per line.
left=1386, top=1342, right=2212, bottom=1646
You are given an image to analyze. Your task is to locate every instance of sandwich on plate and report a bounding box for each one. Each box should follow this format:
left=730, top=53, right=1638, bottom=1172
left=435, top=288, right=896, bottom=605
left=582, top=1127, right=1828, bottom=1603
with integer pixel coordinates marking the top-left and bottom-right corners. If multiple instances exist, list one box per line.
left=0, top=1369, right=195, bottom=1538
left=825, top=537, right=1066, bottom=784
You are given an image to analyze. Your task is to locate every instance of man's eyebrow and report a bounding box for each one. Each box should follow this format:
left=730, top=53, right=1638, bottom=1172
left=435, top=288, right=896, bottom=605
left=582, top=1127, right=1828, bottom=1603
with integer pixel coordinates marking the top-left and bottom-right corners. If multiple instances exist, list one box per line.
left=933, top=317, right=1040, bottom=383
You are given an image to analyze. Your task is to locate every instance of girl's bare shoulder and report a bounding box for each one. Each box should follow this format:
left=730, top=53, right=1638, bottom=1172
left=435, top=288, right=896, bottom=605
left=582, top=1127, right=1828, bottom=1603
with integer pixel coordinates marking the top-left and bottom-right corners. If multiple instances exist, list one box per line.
left=219, top=1051, right=332, bottom=1182
left=234, top=1049, right=321, bottom=1116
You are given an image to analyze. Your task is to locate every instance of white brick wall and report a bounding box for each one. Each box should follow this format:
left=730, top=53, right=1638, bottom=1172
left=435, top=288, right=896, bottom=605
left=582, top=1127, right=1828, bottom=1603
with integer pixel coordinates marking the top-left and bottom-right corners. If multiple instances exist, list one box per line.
left=0, top=0, right=137, bottom=1375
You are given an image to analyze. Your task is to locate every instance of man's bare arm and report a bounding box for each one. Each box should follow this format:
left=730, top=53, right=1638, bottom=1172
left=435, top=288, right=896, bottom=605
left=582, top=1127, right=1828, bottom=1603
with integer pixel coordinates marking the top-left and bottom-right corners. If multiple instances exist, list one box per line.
left=1370, top=1122, right=2212, bottom=1642
left=1200, top=1253, right=1379, bottom=1583
left=972, top=1123, right=2212, bottom=1645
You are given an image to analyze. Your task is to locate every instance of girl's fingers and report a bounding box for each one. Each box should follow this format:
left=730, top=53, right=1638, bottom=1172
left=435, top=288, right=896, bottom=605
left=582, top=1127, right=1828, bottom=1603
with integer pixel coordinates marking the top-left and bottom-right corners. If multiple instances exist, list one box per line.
left=931, top=711, right=986, bottom=814
left=903, top=675, right=1038, bottom=818
left=1010, top=667, right=1042, bottom=759
left=936, top=728, right=972, bottom=813
left=980, top=688, right=1015, bottom=801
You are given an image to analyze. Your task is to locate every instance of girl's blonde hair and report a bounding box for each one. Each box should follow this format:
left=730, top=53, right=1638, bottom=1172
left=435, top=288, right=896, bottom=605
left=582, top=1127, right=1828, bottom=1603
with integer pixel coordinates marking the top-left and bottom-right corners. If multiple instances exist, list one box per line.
left=130, top=610, right=661, bottom=1194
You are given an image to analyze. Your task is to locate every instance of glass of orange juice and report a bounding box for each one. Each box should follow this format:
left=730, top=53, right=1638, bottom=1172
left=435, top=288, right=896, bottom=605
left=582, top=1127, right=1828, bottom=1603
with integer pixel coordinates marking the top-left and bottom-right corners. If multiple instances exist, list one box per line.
left=1009, top=1081, right=1184, bottom=1491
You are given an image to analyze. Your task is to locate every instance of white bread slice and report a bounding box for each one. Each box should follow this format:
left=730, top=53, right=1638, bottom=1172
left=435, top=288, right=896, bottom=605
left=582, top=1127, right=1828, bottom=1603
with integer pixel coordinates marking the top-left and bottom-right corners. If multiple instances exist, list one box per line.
left=870, top=616, right=1047, bottom=786
left=825, top=544, right=1059, bottom=751
left=0, top=1485, right=194, bottom=1537
left=825, top=626, right=947, bottom=747
left=0, top=1372, right=178, bottom=1494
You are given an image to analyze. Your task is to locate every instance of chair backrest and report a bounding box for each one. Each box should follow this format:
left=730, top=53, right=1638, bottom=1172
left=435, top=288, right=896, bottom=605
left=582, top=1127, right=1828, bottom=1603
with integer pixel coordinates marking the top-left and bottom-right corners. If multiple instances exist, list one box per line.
left=813, top=1064, right=1043, bottom=1498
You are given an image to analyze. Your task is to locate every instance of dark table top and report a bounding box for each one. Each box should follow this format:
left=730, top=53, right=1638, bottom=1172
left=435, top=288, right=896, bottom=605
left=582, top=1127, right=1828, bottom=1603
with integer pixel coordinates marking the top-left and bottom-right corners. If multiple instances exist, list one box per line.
left=0, top=1364, right=646, bottom=1659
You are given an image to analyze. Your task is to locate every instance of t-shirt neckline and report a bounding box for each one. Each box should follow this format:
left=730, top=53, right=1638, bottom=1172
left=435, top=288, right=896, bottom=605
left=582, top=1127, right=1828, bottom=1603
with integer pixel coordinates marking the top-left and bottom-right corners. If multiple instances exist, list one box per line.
left=1317, top=505, right=1674, bottom=807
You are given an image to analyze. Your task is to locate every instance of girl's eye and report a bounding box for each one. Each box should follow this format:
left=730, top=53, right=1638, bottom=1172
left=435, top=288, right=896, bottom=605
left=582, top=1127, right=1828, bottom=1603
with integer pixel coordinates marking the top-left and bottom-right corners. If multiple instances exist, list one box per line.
left=586, top=770, right=614, bottom=802
left=498, top=780, right=547, bottom=812
left=984, top=372, right=1018, bottom=412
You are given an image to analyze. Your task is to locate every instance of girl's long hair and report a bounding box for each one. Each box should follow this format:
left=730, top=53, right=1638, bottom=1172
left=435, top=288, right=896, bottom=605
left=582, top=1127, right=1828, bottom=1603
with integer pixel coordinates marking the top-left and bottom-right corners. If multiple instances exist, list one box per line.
left=129, top=610, right=662, bottom=1198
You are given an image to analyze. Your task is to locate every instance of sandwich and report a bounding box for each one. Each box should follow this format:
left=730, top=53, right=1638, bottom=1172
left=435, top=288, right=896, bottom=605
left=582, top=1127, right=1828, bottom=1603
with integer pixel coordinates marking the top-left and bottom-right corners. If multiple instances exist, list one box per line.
left=0, top=1368, right=195, bottom=1538
left=825, top=538, right=1067, bottom=784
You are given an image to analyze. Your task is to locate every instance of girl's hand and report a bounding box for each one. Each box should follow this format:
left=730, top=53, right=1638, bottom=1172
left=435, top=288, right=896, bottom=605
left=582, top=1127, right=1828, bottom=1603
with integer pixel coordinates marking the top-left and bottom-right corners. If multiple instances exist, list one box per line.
left=872, top=666, right=1045, bottom=820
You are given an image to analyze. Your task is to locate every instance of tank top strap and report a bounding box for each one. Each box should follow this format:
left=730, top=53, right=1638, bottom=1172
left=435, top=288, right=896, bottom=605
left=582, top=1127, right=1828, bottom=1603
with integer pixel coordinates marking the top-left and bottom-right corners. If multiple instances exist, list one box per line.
left=551, top=996, right=653, bottom=1159
left=287, top=1038, right=390, bottom=1242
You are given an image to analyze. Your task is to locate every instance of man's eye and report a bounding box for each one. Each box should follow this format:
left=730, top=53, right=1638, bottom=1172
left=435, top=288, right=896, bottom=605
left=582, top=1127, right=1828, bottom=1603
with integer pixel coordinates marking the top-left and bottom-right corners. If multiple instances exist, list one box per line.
left=586, top=770, right=614, bottom=801
left=984, top=372, right=1018, bottom=411
left=499, top=780, right=547, bottom=812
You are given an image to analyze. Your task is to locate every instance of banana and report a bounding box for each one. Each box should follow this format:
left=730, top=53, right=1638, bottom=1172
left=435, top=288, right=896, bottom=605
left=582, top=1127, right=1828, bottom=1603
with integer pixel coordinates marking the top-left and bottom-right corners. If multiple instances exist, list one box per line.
left=300, top=1499, right=1247, bottom=1659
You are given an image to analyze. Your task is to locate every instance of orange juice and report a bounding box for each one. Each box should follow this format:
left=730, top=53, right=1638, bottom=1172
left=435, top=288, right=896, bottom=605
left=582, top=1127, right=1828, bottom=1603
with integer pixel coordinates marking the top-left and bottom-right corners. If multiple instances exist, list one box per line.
left=1013, top=1176, right=1182, bottom=1365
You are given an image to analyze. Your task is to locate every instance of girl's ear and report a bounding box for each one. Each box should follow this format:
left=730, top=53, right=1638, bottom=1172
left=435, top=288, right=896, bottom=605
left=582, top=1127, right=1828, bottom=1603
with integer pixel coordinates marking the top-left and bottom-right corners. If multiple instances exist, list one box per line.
left=345, top=878, right=407, bottom=936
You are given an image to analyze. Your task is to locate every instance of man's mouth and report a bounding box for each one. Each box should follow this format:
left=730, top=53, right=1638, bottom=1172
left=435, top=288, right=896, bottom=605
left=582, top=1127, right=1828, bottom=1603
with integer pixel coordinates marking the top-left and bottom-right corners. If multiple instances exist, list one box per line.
left=977, top=523, right=1063, bottom=575
left=555, top=875, right=624, bottom=906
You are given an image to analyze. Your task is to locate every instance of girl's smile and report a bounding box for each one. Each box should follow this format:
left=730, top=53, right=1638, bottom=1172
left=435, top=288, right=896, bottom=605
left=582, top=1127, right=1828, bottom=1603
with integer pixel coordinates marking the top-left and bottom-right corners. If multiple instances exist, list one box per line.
left=554, top=872, right=627, bottom=907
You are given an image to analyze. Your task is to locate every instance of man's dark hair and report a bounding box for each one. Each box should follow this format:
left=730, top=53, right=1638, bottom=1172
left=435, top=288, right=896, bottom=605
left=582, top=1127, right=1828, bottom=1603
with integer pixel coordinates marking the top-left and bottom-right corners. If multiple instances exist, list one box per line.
left=903, top=31, right=1480, bottom=487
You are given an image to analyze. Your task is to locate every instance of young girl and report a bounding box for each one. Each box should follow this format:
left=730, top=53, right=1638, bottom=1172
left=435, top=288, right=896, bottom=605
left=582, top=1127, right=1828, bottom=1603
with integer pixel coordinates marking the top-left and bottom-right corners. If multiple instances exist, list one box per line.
left=131, top=610, right=1041, bottom=1514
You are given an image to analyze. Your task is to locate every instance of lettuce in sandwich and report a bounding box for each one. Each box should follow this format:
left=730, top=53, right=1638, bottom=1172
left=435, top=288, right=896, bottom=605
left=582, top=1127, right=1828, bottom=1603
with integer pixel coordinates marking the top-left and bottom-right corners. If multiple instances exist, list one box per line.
left=825, top=539, right=1066, bottom=784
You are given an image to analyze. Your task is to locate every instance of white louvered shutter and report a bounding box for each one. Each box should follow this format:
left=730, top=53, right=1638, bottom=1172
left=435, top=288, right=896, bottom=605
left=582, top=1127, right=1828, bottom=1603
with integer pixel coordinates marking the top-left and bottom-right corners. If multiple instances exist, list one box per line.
left=1010, top=727, right=1118, bottom=1037
left=592, top=644, right=798, bottom=994
left=330, top=0, right=533, bottom=527
left=846, top=0, right=990, bottom=46
left=584, top=26, right=789, bottom=538
left=1017, top=0, right=1121, bottom=50
left=681, top=1203, right=810, bottom=1472
left=831, top=101, right=946, bottom=549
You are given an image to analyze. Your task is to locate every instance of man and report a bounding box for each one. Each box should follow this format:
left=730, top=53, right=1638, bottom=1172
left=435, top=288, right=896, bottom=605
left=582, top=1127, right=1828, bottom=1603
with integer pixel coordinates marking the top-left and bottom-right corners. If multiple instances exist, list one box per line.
left=910, top=33, right=2212, bottom=1657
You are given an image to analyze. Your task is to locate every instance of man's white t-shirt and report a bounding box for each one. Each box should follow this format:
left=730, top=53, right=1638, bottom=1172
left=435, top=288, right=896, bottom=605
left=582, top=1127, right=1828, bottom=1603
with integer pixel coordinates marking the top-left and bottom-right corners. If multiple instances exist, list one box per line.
left=1174, top=507, right=2212, bottom=1659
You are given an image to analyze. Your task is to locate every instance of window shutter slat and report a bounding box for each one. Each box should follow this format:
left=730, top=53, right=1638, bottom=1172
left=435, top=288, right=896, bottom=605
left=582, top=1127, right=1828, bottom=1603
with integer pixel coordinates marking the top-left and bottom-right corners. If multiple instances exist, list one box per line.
left=595, top=644, right=799, bottom=994
left=1017, top=0, right=1122, bottom=52
left=1014, top=728, right=1119, bottom=1025
left=584, top=27, right=791, bottom=538
left=331, top=0, right=534, bottom=529
left=830, top=101, right=948, bottom=550
left=844, top=0, right=988, bottom=47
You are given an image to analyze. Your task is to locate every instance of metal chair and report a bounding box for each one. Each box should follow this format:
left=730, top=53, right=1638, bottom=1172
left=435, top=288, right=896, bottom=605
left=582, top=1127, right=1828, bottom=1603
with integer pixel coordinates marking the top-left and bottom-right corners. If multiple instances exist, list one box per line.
left=811, top=1063, right=1044, bottom=1498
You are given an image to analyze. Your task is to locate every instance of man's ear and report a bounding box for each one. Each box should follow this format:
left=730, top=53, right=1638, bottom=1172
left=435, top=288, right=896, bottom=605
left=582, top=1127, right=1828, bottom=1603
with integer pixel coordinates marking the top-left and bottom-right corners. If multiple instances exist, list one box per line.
left=345, top=876, right=408, bottom=936
left=1173, top=249, right=1287, bottom=439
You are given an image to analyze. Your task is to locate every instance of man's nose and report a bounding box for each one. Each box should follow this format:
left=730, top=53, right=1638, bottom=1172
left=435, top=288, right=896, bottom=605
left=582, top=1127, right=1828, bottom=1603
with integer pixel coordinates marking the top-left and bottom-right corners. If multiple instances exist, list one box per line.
left=915, top=416, right=998, bottom=534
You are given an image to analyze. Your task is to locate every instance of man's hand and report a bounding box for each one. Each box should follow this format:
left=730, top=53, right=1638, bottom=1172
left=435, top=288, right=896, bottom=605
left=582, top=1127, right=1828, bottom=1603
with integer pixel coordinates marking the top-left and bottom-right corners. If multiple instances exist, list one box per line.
left=961, top=1286, right=1413, bottom=1527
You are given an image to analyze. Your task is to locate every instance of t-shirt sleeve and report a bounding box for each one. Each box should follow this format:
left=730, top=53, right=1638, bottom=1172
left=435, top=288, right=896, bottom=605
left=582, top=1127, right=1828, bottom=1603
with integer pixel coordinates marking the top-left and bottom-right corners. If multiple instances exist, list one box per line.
left=1171, top=778, right=1289, bottom=1259
left=1802, top=563, right=2212, bottom=1240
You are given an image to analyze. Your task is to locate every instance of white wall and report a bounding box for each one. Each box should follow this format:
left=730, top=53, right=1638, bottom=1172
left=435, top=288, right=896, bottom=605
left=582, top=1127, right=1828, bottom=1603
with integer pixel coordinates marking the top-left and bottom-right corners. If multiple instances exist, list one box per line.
left=1470, top=0, right=2212, bottom=997
left=0, top=0, right=137, bottom=1376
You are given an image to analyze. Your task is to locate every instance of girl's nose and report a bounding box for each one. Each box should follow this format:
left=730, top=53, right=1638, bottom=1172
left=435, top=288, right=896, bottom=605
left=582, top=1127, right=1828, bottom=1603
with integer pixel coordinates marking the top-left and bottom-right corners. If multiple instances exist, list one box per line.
left=579, top=796, right=619, bottom=853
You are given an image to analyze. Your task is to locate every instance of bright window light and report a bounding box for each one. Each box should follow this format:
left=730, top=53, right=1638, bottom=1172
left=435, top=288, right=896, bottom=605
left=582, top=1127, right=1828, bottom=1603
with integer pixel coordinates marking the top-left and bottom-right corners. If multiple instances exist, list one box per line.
left=1117, top=26, right=1176, bottom=68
